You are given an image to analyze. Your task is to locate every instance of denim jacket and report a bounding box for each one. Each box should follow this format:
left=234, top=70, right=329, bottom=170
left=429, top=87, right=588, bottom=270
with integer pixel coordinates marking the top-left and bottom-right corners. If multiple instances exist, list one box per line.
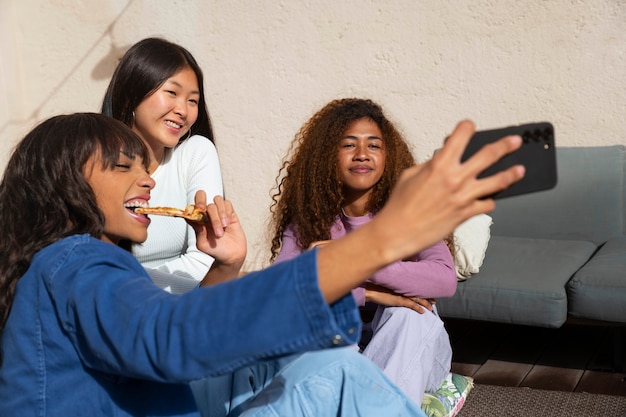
left=0, top=234, right=360, bottom=416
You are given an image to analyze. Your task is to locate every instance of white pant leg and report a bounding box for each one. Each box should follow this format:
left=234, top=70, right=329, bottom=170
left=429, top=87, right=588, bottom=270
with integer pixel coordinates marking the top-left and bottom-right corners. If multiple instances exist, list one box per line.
left=360, top=305, right=452, bottom=405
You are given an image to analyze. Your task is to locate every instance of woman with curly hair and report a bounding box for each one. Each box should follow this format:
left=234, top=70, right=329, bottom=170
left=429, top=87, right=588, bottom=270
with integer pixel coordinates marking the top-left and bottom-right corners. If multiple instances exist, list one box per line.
left=269, top=98, right=458, bottom=405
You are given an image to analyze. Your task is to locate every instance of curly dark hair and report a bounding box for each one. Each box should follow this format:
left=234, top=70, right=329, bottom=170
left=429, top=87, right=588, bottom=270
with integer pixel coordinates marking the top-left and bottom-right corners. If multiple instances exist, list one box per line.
left=0, top=113, right=149, bottom=364
left=269, top=98, right=419, bottom=262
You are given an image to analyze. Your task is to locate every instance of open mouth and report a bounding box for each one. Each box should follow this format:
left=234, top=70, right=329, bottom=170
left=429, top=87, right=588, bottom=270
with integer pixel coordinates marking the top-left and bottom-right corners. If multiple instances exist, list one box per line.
left=124, top=200, right=149, bottom=214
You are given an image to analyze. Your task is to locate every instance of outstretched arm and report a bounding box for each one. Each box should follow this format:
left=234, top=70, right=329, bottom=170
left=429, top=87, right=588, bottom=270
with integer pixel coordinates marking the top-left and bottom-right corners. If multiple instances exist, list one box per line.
left=187, top=120, right=522, bottom=303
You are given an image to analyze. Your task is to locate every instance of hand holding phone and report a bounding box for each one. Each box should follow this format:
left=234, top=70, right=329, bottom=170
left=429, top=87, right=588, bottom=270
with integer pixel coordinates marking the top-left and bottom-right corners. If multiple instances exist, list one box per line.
left=461, top=122, right=558, bottom=199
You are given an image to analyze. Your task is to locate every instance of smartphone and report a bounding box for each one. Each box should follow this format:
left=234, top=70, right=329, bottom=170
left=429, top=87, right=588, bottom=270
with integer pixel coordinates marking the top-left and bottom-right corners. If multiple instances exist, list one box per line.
left=461, top=122, right=557, bottom=199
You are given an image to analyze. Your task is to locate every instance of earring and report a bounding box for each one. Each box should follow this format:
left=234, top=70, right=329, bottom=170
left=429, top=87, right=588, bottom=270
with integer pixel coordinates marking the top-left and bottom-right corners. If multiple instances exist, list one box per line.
left=183, top=127, right=192, bottom=141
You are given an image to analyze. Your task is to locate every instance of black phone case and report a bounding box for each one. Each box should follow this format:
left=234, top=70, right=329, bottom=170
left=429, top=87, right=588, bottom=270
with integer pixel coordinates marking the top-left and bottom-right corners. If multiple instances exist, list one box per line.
left=461, top=122, right=558, bottom=199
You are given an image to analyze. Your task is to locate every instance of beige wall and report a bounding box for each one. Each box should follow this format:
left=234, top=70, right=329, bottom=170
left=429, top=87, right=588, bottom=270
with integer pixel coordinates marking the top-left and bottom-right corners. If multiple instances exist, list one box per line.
left=1, top=0, right=624, bottom=270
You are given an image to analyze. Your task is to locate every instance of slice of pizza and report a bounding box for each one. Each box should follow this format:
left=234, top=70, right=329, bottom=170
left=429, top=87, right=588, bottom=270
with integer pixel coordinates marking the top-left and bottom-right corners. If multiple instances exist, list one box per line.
left=134, top=204, right=208, bottom=223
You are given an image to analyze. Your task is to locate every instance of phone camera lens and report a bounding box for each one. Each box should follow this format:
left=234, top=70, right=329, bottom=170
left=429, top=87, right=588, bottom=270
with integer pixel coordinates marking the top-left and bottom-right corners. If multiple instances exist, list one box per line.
left=522, top=130, right=531, bottom=143
left=543, top=127, right=554, bottom=141
left=533, top=129, right=542, bottom=142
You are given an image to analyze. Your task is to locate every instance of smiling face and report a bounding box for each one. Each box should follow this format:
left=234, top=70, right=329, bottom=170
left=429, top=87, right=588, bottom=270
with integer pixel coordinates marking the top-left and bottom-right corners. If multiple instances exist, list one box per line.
left=336, top=117, right=386, bottom=215
left=132, top=66, right=200, bottom=172
left=84, top=151, right=156, bottom=245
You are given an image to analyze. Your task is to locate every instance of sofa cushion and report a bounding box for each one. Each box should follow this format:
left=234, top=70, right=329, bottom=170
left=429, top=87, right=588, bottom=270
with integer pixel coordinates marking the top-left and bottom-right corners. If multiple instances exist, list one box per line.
left=567, top=237, right=626, bottom=323
left=453, top=214, right=493, bottom=280
left=437, top=236, right=597, bottom=328
left=490, top=146, right=626, bottom=245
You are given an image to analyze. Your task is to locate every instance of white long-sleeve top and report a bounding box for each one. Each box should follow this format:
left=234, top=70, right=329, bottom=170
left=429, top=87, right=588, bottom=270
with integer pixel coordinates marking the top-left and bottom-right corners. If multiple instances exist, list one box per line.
left=134, top=135, right=224, bottom=281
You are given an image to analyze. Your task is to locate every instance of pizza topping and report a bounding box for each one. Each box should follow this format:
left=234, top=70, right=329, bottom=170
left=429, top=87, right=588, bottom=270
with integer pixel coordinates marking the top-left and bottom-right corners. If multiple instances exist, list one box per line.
left=134, top=204, right=208, bottom=223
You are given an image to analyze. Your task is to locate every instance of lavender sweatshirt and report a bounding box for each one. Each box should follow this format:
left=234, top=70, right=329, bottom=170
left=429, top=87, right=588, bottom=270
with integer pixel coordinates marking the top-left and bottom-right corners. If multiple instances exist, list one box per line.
left=275, top=212, right=457, bottom=306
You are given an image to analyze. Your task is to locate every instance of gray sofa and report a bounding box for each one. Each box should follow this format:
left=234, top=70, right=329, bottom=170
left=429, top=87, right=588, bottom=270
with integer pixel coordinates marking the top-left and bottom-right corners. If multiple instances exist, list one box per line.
left=437, top=145, right=626, bottom=329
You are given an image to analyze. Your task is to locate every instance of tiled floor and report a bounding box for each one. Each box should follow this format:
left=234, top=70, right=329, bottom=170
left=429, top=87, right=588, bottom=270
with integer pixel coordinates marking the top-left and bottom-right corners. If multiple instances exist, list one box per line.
left=444, top=318, right=626, bottom=396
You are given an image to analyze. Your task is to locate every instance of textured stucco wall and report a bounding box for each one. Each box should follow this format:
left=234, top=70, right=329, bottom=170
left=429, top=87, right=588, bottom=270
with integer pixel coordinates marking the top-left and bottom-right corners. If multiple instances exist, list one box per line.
left=1, top=0, right=624, bottom=270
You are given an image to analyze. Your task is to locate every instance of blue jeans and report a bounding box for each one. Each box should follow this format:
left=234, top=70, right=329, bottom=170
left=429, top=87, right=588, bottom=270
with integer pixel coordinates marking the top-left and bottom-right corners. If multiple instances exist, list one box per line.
left=190, top=347, right=426, bottom=417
